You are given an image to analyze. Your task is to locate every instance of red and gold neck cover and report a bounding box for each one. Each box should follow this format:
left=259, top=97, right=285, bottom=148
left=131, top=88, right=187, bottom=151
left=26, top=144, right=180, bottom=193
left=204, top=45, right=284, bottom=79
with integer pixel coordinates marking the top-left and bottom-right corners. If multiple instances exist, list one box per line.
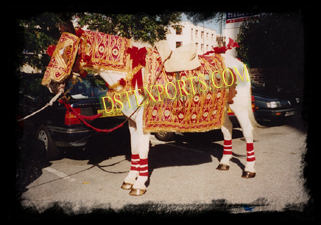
left=78, top=30, right=131, bottom=73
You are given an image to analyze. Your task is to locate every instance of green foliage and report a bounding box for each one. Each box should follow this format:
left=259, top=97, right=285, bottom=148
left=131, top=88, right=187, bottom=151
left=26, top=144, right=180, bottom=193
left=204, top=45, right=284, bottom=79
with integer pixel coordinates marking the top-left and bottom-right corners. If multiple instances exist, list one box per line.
left=18, top=12, right=74, bottom=72
left=77, top=12, right=182, bottom=44
left=17, top=12, right=182, bottom=72
left=236, top=13, right=304, bottom=69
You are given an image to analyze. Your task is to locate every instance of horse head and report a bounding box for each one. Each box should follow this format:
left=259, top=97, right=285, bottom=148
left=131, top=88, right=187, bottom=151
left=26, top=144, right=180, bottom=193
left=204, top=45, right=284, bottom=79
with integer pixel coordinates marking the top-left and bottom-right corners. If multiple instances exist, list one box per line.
left=41, top=21, right=84, bottom=94
left=41, top=23, right=132, bottom=94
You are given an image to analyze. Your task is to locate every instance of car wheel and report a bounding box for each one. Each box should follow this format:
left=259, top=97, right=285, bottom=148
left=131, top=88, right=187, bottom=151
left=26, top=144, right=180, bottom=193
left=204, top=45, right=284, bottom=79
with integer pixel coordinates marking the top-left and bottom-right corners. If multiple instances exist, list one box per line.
left=154, top=132, right=175, bottom=142
left=37, top=125, right=59, bottom=161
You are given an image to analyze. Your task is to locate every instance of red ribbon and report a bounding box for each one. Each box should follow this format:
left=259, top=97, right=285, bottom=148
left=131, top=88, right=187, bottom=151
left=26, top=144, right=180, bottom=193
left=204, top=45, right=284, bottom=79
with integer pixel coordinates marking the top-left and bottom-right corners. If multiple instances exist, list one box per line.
left=76, top=28, right=85, bottom=38
left=214, top=38, right=239, bottom=54
left=204, top=38, right=239, bottom=55
left=126, top=47, right=147, bottom=93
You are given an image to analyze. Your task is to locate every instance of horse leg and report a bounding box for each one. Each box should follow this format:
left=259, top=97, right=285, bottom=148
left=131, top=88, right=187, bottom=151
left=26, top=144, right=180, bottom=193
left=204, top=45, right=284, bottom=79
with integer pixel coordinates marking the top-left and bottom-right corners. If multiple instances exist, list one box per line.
left=233, top=107, right=256, bottom=178
left=217, top=111, right=233, bottom=170
left=121, top=120, right=140, bottom=190
left=129, top=111, right=150, bottom=196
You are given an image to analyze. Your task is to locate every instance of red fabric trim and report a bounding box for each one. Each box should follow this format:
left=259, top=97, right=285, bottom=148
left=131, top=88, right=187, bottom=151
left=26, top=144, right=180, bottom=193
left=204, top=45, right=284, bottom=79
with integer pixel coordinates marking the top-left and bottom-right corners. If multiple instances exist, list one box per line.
left=246, top=143, right=254, bottom=151
left=223, top=151, right=232, bottom=155
left=247, top=157, right=256, bottom=162
left=131, top=154, right=140, bottom=160
left=76, top=28, right=85, bottom=37
left=139, top=158, right=149, bottom=176
left=46, top=45, right=56, bottom=57
left=207, top=38, right=240, bottom=54
left=246, top=143, right=255, bottom=162
left=139, top=158, right=148, bottom=165
left=130, top=154, right=140, bottom=171
left=223, top=139, right=232, bottom=155
left=224, top=139, right=232, bottom=146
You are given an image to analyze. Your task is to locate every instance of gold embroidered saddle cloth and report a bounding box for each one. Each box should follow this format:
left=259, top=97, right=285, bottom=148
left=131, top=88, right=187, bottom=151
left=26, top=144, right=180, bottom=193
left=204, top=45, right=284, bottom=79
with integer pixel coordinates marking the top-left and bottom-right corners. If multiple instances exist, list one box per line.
left=142, top=49, right=229, bottom=133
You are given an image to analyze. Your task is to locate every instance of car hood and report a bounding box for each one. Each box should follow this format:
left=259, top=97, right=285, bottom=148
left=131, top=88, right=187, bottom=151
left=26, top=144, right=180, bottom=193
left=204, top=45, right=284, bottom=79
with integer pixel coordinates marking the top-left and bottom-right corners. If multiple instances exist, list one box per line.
left=252, top=87, right=295, bottom=101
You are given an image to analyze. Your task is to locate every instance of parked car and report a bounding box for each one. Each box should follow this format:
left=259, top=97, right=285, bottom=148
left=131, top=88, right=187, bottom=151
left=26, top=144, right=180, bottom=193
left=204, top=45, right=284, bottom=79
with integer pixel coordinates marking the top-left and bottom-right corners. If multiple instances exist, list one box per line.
left=251, top=82, right=300, bottom=123
left=17, top=73, right=127, bottom=161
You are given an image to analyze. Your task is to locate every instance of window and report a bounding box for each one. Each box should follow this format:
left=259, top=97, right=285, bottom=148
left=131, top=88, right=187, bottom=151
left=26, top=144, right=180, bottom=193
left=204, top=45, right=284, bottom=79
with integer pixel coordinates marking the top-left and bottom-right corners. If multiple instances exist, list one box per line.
left=176, top=41, right=182, bottom=48
left=206, top=33, right=209, bottom=40
left=211, top=34, right=214, bottom=41
left=201, top=44, right=204, bottom=51
left=201, top=31, right=204, bottom=38
left=195, top=42, right=198, bottom=49
left=195, top=30, right=198, bottom=38
left=191, top=28, right=193, bottom=40
left=206, top=44, right=209, bottom=51
left=176, top=27, right=182, bottom=35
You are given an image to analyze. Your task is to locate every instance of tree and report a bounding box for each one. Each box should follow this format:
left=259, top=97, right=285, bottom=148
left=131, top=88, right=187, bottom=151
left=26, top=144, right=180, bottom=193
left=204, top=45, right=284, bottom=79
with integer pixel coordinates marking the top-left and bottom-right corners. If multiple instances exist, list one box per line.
left=236, top=13, right=304, bottom=70
left=77, top=12, right=182, bottom=44
left=17, top=12, right=75, bottom=72
left=17, top=12, right=182, bottom=72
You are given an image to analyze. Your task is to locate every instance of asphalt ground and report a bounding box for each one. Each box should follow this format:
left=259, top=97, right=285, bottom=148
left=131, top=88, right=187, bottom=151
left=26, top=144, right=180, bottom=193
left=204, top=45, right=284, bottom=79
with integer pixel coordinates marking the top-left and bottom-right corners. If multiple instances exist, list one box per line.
left=16, top=116, right=310, bottom=218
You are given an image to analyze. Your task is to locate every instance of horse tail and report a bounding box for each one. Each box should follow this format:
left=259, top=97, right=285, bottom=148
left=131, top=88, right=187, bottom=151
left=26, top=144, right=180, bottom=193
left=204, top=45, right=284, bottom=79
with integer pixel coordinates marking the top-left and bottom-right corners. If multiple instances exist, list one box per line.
left=248, top=80, right=264, bottom=129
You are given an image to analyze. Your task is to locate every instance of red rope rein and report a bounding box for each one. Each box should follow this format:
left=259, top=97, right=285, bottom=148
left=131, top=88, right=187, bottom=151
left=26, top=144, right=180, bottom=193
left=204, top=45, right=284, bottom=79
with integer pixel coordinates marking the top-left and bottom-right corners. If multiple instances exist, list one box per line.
left=59, top=99, right=125, bottom=133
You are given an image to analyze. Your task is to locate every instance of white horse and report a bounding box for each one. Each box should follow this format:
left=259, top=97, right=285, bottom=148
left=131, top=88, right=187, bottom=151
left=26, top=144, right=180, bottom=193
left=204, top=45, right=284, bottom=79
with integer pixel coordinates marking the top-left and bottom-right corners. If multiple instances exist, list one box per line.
left=99, top=52, right=260, bottom=196
left=42, top=29, right=259, bottom=196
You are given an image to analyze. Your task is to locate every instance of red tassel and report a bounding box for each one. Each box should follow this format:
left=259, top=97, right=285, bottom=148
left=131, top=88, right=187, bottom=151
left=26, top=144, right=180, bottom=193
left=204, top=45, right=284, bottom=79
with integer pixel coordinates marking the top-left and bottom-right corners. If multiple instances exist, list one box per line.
left=131, top=69, right=144, bottom=94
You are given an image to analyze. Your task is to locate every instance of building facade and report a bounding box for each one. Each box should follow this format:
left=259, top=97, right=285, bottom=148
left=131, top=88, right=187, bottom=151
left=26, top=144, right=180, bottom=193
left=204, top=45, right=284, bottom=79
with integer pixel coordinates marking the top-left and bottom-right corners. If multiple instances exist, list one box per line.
left=166, top=21, right=217, bottom=55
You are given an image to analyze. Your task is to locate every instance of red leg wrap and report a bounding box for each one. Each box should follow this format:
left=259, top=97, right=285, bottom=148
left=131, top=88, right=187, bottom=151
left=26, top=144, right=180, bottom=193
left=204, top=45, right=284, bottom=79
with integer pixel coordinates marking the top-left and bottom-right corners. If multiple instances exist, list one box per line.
left=139, top=158, right=149, bottom=177
left=223, top=139, right=232, bottom=155
left=246, top=143, right=256, bottom=162
left=130, top=154, right=140, bottom=171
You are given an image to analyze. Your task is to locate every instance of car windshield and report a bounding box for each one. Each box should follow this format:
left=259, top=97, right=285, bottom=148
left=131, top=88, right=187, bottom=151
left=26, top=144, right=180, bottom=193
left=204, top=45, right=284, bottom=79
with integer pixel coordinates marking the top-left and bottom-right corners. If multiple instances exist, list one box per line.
left=67, top=75, right=108, bottom=99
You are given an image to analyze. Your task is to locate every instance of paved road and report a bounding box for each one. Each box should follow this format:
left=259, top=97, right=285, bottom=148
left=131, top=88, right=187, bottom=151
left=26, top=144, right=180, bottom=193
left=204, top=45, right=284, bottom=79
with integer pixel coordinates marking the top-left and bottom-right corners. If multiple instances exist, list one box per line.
left=18, top=116, right=309, bottom=216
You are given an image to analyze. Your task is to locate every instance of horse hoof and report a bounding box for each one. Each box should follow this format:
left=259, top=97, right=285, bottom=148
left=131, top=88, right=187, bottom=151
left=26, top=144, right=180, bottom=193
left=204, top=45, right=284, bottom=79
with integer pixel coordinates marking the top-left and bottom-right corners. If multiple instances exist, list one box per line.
left=121, top=182, right=133, bottom=190
left=241, top=171, right=256, bottom=178
left=216, top=164, right=230, bottom=171
left=129, top=188, right=147, bottom=196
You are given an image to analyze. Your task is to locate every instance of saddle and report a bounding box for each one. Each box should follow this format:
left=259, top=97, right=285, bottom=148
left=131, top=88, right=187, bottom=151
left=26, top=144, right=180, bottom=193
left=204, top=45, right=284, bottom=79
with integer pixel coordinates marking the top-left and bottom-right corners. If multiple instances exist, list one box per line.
left=155, top=40, right=201, bottom=72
